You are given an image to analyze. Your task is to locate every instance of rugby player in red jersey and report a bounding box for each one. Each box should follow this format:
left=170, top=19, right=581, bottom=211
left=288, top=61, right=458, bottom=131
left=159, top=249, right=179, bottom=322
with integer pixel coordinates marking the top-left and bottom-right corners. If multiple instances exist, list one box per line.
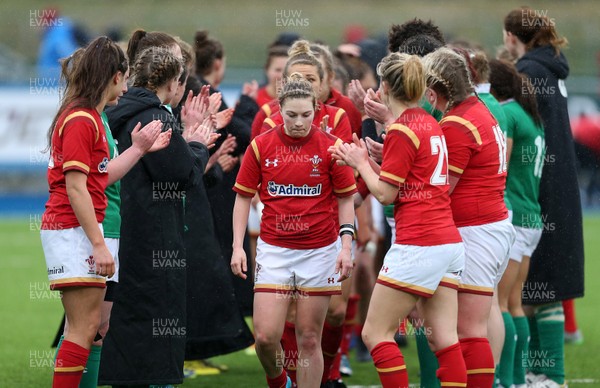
left=332, top=52, right=467, bottom=388
left=423, top=47, right=516, bottom=388
left=231, top=73, right=356, bottom=388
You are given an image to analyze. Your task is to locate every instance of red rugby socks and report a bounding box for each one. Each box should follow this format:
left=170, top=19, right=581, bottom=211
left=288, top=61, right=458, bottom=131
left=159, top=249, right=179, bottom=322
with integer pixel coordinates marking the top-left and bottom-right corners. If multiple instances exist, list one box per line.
left=435, top=342, right=467, bottom=387
left=52, top=340, right=89, bottom=388
left=266, top=369, right=289, bottom=388
left=280, top=321, right=297, bottom=385
left=460, top=337, right=495, bottom=387
left=371, top=341, right=409, bottom=388
left=321, top=321, right=344, bottom=383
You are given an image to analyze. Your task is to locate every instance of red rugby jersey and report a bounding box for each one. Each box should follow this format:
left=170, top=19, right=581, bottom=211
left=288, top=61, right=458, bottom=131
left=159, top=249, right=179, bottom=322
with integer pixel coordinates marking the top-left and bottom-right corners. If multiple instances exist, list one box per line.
left=254, top=101, right=352, bottom=143
left=325, top=88, right=362, bottom=138
left=441, top=96, right=508, bottom=227
left=256, top=87, right=274, bottom=109
left=42, top=108, right=109, bottom=229
left=234, top=124, right=357, bottom=249
left=251, top=100, right=277, bottom=141
left=251, top=89, right=359, bottom=141
left=379, top=107, right=461, bottom=246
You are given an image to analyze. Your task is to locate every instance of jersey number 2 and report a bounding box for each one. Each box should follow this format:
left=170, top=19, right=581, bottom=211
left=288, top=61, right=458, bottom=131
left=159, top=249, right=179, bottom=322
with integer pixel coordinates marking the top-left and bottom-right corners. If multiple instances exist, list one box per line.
left=430, top=135, right=449, bottom=185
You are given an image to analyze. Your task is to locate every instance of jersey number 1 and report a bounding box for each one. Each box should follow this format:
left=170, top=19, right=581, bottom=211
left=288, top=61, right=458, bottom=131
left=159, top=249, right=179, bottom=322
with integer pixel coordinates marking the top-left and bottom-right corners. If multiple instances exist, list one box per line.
left=534, top=135, right=545, bottom=178
left=430, top=135, right=449, bottom=185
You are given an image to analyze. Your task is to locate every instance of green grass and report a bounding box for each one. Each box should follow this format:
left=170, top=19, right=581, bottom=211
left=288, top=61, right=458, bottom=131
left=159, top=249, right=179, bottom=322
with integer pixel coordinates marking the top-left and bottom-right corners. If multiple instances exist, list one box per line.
left=0, top=216, right=598, bottom=387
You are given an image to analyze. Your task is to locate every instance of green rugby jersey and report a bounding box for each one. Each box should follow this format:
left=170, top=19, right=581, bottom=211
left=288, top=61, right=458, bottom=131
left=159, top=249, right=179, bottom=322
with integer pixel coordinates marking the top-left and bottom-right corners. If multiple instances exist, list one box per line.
left=101, top=112, right=121, bottom=238
left=477, top=85, right=512, bottom=212
left=502, top=99, right=545, bottom=229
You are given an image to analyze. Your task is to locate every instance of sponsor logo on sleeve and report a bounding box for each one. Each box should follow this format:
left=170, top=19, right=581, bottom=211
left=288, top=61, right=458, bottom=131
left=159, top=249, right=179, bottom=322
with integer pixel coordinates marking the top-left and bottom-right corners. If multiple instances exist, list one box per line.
left=98, top=157, right=109, bottom=173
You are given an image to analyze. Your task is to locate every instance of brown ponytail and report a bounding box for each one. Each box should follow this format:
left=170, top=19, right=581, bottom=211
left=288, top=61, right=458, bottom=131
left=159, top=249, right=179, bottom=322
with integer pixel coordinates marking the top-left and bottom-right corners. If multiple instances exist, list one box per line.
left=194, top=30, right=224, bottom=77
left=504, top=7, right=568, bottom=56
left=131, top=47, right=183, bottom=92
left=126, top=29, right=178, bottom=65
left=47, top=36, right=128, bottom=150
left=488, top=59, right=543, bottom=126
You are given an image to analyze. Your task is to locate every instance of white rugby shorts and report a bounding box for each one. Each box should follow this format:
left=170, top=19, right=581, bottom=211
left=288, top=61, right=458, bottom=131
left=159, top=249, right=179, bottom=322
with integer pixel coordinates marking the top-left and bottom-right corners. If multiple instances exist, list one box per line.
left=41, top=224, right=107, bottom=290
left=377, top=242, right=465, bottom=298
left=458, top=218, right=516, bottom=295
left=254, top=238, right=342, bottom=296
left=509, top=225, right=542, bottom=263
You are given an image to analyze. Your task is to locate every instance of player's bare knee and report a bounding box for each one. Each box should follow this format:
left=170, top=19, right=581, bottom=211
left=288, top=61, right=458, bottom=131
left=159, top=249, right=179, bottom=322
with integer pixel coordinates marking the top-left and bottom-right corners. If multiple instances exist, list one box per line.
left=361, top=324, right=378, bottom=351
left=79, top=320, right=101, bottom=344
left=254, top=329, right=280, bottom=350
left=457, top=319, right=487, bottom=339
left=296, top=330, right=320, bottom=355
left=326, top=312, right=345, bottom=327
left=326, top=304, right=346, bottom=327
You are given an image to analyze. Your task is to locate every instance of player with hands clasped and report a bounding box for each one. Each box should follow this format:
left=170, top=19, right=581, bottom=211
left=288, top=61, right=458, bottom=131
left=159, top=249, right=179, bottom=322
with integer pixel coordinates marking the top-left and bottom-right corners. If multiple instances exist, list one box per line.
left=231, top=73, right=357, bottom=388
left=331, top=53, right=467, bottom=388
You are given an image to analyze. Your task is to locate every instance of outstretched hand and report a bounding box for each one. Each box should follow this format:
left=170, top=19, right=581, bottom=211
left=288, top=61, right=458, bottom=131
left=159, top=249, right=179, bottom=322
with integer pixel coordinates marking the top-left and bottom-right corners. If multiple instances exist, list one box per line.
left=131, top=120, right=163, bottom=154
left=208, top=92, right=222, bottom=115
left=148, top=129, right=172, bottom=153
left=364, top=89, right=394, bottom=125
left=348, top=79, right=367, bottom=114
left=216, top=108, right=234, bottom=129
left=184, top=117, right=220, bottom=148
left=242, top=80, right=259, bottom=100
left=181, top=90, right=209, bottom=130
left=331, top=133, right=369, bottom=169
left=320, top=114, right=330, bottom=133
left=365, top=134, right=385, bottom=164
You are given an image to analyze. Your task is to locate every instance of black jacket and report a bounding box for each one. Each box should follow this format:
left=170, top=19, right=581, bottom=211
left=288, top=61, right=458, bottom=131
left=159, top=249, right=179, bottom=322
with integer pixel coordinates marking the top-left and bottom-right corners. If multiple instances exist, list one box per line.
left=178, top=104, right=255, bottom=360
left=517, top=45, right=584, bottom=303
left=99, top=87, right=206, bottom=385
left=183, top=149, right=254, bottom=358
left=200, top=79, right=257, bottom=316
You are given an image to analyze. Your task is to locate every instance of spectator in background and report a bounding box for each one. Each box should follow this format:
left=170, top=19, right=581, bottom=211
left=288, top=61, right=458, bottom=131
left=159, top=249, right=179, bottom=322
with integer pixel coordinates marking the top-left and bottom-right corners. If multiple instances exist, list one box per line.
left=270, top=32, right=302, bottom=48
left=332, top=60, right=350, bottom=95
left=37, top=8, right=79, bottom=81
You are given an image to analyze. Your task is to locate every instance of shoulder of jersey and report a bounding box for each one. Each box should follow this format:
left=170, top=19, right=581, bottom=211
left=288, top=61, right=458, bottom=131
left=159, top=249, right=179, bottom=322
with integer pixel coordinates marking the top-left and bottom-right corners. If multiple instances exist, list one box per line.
left=325, top=105, right=347, bottom=126
left=58, top=108, right=101, bottom=141
left=261, top=99, right=280, bottom=117
left=439, top=115, right=484, bottom=146
left=386, top=123, right=422, bottom=149
left=255, top=124, right=280, bottom=141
